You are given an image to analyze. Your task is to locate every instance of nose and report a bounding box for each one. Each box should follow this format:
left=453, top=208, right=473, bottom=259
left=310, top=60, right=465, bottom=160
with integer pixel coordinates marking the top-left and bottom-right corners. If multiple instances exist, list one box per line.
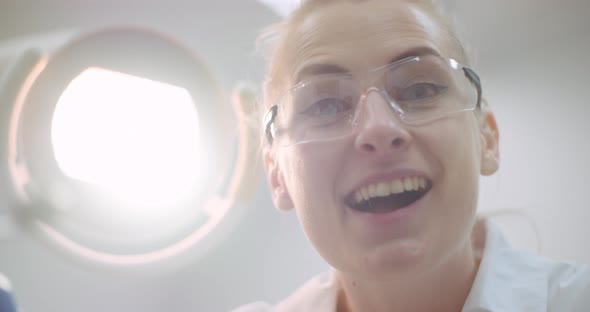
left=354, top=89, right=412, bottom=155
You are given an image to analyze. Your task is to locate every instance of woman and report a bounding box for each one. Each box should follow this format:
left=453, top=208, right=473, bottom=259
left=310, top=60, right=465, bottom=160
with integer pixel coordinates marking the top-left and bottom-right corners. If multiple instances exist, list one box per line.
left=235, top=0, right=590, bottom=311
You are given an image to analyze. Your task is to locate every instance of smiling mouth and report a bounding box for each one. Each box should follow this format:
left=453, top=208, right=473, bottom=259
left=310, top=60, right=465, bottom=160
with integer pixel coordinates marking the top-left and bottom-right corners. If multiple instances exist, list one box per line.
left=346, top=176, right=432, bottom=213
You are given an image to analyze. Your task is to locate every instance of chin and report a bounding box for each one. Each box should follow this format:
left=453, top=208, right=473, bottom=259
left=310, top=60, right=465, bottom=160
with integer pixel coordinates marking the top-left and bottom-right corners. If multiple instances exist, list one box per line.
left=348, top=237, right=432, bottom=278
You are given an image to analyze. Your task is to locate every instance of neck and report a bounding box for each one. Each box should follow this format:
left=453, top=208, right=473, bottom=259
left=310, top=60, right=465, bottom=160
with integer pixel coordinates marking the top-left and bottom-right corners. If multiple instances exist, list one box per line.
left=336, top=238, right=480, bottom=312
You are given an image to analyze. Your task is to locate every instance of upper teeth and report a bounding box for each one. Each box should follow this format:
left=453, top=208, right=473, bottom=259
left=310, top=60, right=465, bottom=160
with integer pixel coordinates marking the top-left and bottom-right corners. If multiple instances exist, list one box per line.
left=353, top=176, right=428, bottom=204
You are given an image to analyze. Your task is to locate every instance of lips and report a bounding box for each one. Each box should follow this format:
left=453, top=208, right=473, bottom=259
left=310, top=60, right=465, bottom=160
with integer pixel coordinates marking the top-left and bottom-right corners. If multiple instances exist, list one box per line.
left=345, top=176, right=433, bottom=213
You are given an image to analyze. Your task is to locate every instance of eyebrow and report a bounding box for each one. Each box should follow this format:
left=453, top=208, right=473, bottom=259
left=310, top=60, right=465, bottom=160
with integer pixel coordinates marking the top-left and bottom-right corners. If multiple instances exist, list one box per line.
left=293, top=46, right=441, bottom=83
left=294, top=64, right=349, bottom=84
left=387, top=46, right=441, bottom=65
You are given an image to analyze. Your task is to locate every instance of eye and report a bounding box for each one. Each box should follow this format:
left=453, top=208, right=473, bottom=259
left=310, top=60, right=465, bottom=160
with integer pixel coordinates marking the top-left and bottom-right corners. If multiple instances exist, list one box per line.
left=301, top=97, right=353, bottom=117
left=398, top=82, right=447, bottom=101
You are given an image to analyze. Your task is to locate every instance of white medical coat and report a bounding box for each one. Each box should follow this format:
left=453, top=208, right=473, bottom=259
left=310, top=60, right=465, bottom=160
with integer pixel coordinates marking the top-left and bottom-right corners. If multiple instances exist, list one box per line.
left=232, top=221, right=590, bottom=311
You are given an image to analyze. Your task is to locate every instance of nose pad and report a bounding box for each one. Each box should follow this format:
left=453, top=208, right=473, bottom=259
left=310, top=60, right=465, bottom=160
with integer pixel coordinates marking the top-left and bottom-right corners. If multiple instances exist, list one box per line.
left=354, top=88, right=411, bottom=153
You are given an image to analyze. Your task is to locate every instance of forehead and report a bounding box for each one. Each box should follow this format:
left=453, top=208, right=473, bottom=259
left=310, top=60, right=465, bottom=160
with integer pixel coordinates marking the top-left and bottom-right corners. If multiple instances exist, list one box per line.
left=286, top=1, right=454, bottom=83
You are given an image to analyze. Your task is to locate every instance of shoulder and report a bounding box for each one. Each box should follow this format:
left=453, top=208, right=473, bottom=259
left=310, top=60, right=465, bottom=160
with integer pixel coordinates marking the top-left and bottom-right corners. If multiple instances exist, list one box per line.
left=229, top=271, right=338, bottom=312
left=486, top=222, right=590, bottom=310
left=465, top=220, right=590, bottom=311
left=546, top=260, right=590, bottom=311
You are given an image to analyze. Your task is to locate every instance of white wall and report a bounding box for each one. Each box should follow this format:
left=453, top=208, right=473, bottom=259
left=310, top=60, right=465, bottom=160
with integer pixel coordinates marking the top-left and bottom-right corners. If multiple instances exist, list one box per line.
left=478, top=32, right=590, bottom=262
left=452, top=0, right=590, bottom=263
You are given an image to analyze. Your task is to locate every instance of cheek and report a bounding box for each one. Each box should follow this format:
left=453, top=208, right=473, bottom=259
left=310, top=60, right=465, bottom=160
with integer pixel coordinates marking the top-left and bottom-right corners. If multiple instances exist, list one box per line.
left=431, top=117, right=481, bottom=176
left=418, top=116, right=482, bottom=209
left=281, top=143, right=348, bottom=210
left=280, top=144, right=350, bottom=257
left=415, top=118, right=482, bottom=256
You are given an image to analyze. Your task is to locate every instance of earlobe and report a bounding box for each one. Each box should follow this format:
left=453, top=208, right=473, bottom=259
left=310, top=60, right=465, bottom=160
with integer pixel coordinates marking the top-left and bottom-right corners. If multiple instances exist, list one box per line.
left=263, top=149, right=295, bottom=211
left=480, top=108, right=500, bottom=176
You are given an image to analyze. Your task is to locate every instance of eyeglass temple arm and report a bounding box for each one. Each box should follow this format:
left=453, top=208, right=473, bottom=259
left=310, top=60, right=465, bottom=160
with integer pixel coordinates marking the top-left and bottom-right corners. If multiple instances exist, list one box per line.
left=462, top=67, right=482, bottom=110
left=264, top=105, right=278, bottom=144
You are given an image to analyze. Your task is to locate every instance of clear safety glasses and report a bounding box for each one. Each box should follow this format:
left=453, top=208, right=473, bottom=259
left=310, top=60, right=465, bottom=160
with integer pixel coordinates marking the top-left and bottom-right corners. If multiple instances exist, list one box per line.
left=264, top=54, right=482, bottom=147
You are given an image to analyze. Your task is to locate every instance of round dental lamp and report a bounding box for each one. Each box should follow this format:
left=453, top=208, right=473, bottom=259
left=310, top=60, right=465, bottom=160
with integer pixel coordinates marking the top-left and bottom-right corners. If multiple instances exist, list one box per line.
left=0, top=27, right=260, bottom=267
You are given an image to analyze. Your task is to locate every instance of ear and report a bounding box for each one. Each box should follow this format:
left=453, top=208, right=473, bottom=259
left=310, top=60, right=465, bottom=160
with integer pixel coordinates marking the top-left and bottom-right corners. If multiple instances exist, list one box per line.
left=479, top=106, right=500, bottom=176
left=263, top=148, right=295, bottom=211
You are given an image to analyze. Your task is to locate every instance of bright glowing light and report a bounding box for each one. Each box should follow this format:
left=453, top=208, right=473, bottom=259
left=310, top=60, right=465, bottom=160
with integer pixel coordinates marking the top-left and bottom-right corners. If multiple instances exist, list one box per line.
left=51, top=67, right=201, bottom=218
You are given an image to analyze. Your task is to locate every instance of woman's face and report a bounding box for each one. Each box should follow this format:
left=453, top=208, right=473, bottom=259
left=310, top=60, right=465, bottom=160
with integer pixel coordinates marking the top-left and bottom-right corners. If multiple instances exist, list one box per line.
left=264, top=0, right=499, bottom=278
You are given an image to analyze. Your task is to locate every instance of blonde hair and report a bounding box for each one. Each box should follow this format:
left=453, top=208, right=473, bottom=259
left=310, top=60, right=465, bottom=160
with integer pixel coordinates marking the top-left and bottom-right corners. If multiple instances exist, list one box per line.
left=257, top=0, right=469, bottom=112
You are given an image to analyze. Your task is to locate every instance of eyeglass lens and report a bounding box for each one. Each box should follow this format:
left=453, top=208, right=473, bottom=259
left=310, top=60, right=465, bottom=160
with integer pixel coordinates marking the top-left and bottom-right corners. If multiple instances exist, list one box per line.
left=274, top=55, right=477, bottom=145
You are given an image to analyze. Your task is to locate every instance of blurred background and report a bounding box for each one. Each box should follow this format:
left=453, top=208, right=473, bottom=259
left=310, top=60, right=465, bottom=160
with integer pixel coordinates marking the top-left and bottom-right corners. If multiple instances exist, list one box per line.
left=0, top=0, right=588, bottom=311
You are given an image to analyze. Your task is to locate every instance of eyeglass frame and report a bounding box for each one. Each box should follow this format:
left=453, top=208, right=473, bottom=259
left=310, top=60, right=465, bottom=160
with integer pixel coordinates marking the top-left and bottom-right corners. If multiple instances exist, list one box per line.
left=264, top=56, right=482, bottom=145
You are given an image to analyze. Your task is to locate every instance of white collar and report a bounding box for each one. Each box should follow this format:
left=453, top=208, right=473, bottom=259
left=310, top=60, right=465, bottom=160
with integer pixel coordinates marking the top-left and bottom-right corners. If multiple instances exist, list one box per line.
left=275, top=220, right=553, bottom=312
left=462, top=220, right=548, bottom=311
